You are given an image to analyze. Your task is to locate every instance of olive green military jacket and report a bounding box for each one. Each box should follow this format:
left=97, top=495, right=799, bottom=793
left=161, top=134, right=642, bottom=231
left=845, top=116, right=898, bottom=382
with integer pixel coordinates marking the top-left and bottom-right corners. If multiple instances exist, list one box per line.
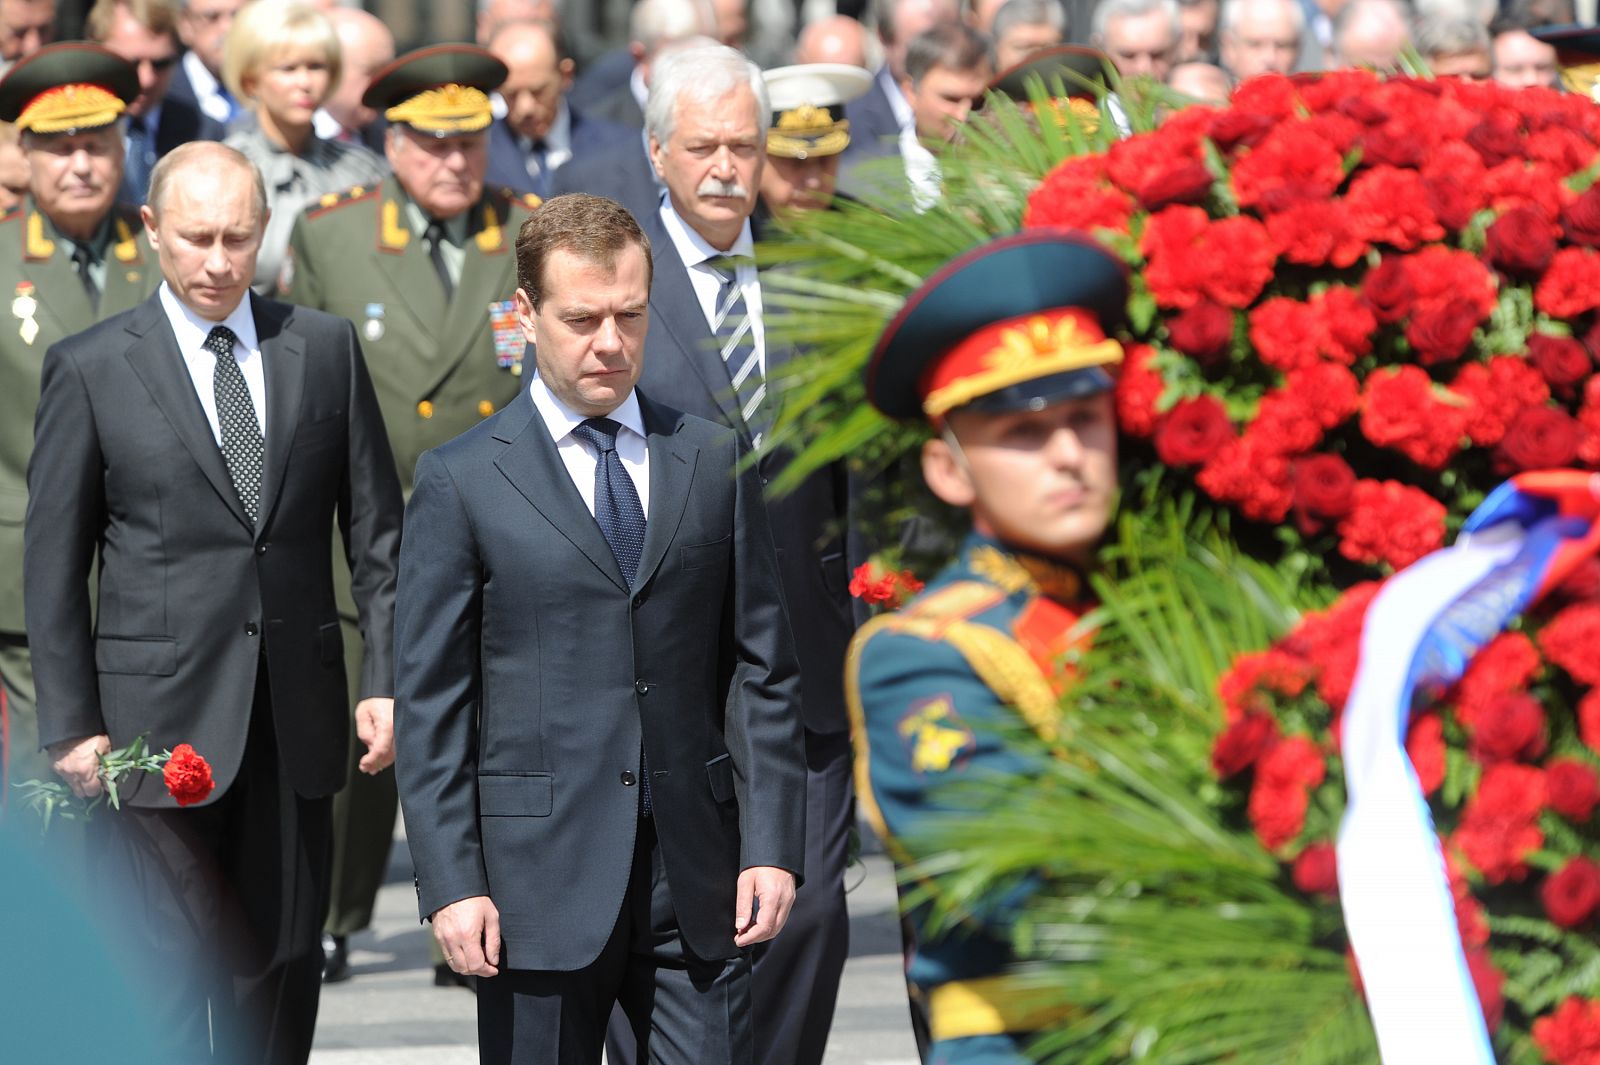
left=0, top=201, right=159, bottom=635
left=281, top=174, right=542, bottom=498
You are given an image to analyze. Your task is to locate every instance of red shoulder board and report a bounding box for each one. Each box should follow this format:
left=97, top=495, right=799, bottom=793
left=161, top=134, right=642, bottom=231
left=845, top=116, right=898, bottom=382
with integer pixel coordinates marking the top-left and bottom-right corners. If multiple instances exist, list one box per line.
left=306, top=184, right=381, bottom=219
left=499, top=187, right=542, bottom=211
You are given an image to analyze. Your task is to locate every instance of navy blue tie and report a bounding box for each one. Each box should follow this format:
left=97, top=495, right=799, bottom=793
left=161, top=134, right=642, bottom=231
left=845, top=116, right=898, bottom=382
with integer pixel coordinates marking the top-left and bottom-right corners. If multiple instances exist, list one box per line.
left=571, top=417, right=652, bottom=814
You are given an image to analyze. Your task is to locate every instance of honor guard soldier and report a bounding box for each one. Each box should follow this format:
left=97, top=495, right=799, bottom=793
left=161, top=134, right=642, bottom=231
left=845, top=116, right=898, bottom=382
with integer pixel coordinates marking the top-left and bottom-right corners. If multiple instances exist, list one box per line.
left=278, top=44, right=542, bottom=984
left=1530, top=24, right=1600, bottom=102
left=756, top=62, right=872, bottom=218
left=847, top=230, right=1128, bottom=1064
left=0, top=43, right=160, bottom=798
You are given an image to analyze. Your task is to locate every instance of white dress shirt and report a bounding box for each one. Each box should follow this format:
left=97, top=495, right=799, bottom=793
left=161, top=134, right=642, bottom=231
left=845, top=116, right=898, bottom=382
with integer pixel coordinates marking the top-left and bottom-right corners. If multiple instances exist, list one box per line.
left=528, top=372, right=651, bottom=519
left=159, top=284, right=266, bottom=445
left=657, top=198, right=766, bottom=377
left=182, top=51, right=235, bottom=125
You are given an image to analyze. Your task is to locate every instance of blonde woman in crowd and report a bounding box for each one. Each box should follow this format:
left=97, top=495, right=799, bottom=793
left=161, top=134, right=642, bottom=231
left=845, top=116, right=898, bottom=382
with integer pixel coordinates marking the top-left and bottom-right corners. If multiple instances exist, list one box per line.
left=223, top=0, right=386, bottom=292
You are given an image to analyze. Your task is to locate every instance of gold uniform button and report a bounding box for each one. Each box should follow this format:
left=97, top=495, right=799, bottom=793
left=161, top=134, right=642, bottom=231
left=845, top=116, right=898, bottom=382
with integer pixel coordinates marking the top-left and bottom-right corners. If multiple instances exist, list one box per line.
left=478, top=400, right=494, bottom=417
left=417, top=400, right=434, bottom=419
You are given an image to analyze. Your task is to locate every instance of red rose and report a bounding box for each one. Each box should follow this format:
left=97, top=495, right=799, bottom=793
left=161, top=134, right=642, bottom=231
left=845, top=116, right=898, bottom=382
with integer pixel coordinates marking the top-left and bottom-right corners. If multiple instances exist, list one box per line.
left=1166, top=301, right=1234, bottom=365
left=1156, top=395, right=1235, bottom=467
left=1135, top=161, right=1215, bottom=210
left=1542, top=858, right=1600, bottom=929
left=1468, top=692, right=1547, bottom=763
left=1484, top=205, right=1558, bottom=277
left=1360, top=257, right=1413, bottom=324
left=162, top=743, right=215, bottom=807
left=1207, top=108, right=1275, bottom=151
left=1564, top=185, right=1600, bottom=248
left=1452, top=762, right=1545, bottom=883
left=1211, top=711, right=1280, bottom=778
left=1293, top=452, right=1357, bottom=521
left=1537, top=247, right=1600, bottom=318
left=1466, top=950, right=1505, bottom=1033
left=1533, top=997, right=1600, bottom=1065
left=1540, top=603, right=1600, bottom=686
left=1406, top=712, right=1447, bottom=795
left=1527, top=333, right=1593, bottom=395
left=1465, top=114, right=1524, bottom=166
left=1291, top=841, right=1339, bottom=897
left=1496, top=406, right=1580, bottom=472
left=1548, top=759, right=1600, bottom=822
left=1404, top=298, right=1482, bottom=365
left=1337, top=480, right=1447, bottom=571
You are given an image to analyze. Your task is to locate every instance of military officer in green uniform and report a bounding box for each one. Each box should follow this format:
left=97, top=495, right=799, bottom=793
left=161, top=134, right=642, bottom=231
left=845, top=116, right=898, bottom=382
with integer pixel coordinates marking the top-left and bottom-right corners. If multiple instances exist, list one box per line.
left=279, top=44, right=541, bottom=983
left=0, top=43, right=159, bottom=803
left=847, top=230, right=1128, bottom=1064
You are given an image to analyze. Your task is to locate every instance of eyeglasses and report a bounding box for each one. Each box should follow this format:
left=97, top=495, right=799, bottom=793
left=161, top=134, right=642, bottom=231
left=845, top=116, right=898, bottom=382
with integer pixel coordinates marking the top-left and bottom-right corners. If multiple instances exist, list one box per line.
left=141, top=55, right=178, bottom=73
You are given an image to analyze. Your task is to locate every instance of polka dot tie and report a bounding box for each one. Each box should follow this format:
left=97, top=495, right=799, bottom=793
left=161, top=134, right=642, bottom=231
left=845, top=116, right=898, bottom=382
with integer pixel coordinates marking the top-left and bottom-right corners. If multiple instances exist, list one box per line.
left=204, top=325, right=264, bottom=525
left=570, top=416, right=652, bottom=816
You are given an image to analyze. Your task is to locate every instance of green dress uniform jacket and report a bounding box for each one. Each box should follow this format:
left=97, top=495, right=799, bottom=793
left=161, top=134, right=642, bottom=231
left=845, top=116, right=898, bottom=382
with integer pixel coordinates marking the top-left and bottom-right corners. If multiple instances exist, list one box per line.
left=847, top=532, right=1091, bottom=1064
left=279, top=174, right=540, bottom=936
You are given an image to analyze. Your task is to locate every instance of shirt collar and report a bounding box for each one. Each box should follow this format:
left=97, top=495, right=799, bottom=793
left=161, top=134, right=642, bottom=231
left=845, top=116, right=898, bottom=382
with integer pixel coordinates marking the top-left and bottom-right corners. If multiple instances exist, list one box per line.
left=878, top=63, right=915, bottom=134
left=43, top=210, right=113, bottom=263
left=158, top=282, right=260, bottom=355
left=658, top=197, right=753, bottom=270
left=529, top=370, right=646, bottom=444
left=629, top=65, right=648, bottom=111
left=403, top=197, right=469, bottom=247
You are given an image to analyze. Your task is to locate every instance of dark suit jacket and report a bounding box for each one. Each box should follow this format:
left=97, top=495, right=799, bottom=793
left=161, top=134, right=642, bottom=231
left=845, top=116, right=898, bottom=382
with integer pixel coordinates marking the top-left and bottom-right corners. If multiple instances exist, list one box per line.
left=548, top=131, right=663, bottom=226
left=567, top=47, right=635, bottom=113
left=395, top=390, right=806, bottom=969
left=484, top=108, right=634, bottom=199
left=162, top=59, right=231, bottom=145
left=842, top=73, right=902, bottom=165
left=636, top=207, right=856, bottom=735
left=24, top=292, right=403, bottom=805
left=586, top=82, right=646, bottom=130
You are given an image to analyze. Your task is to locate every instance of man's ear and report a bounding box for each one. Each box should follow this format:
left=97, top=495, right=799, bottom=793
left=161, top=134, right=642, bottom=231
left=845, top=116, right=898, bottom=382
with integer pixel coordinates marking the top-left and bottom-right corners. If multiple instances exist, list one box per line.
left=648, top=132, right=666, bottom=179
left=921, top=434, right=976, bottom=508
left=513, top=286, right=538, bottom=344
left=139, top=203, right=159, bottom=247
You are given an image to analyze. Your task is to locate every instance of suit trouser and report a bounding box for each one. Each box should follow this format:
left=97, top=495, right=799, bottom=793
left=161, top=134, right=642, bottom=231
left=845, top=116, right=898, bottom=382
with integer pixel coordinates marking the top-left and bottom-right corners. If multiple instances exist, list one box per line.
left=607, top=728, right=853, bottom=1065
left=324, top=614, right=399, bottom=938
left=478, top=816, right=753, bottom=1065
left=0, top=632, right=51, bottom=809
left=92, top=669, right=334, bottom=1065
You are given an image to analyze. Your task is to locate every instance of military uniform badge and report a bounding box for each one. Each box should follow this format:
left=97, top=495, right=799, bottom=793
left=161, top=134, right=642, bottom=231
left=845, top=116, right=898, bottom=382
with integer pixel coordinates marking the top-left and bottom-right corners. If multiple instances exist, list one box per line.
left=13, top=280, right=37, bottom=345
left=363, top=302, right=385, bottom=341
left=488, top=299, right=523, bottom=374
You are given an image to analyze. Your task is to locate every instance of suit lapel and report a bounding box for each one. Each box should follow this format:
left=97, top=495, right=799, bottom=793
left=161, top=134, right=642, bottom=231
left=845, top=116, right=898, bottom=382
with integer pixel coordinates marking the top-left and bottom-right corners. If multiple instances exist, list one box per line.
left=493, top=392, right=629, bottom=592
left=121, top=295, right=251, bottom=530
left=645, top=215, right=744, bottom=429
left=97, top=210, right=155, bottom=317
left=429, top=193, right=512, bottom=395
left=633, top=396, right=697, bottom=590
left=254, top=295, right=305, bottom=531
left=372, top=176, right=448, bottom=334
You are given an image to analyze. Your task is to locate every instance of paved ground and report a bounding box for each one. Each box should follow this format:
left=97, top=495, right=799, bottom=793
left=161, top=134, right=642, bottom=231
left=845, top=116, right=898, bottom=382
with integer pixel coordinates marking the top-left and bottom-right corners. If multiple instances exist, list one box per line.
left=311, top=823, right=921, bottom=1064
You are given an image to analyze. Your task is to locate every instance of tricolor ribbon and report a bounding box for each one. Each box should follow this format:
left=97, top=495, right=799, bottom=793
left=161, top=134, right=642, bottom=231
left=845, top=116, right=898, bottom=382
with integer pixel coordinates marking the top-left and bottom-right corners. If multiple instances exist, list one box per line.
left=1339, top=471, right=1600, bottom=1064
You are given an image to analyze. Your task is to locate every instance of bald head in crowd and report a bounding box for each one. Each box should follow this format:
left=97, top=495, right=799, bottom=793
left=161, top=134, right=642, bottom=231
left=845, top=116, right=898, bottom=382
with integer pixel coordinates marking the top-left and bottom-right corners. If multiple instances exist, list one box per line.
left=629, top=0, right=716, bottom=79
left=489, top=19, right=573, bottom=146
left=1332, top=0, right=1412, bottom=69
left=794, top=14, right=872, bottom=68
left=881, top=0, right=961, bottom=81
left=1092, top=0, right=1182, bottom=80
left=321, top=7, right=394, bottom=138
left=1168, top=59, right=1231, bottom=100
left=475, top=0, right=556, bottom=47
left=1218, top=0, right=1302, bottom=79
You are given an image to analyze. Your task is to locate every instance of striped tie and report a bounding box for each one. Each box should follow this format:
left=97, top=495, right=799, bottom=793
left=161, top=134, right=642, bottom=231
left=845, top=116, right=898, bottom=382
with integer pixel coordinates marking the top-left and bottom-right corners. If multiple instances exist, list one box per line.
left=710, top=258, right=768, bottom=447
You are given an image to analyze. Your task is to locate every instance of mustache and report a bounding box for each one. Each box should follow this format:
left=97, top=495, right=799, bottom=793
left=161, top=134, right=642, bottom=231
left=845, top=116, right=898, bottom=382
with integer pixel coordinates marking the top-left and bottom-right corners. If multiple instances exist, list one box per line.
left=696, top=177, right=748, bottom=198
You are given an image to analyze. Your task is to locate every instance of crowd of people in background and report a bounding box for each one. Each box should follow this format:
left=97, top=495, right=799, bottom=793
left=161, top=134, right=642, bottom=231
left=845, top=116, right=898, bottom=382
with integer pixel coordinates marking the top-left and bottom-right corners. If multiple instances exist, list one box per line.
left=0, top=0, right=1596, bottom=1063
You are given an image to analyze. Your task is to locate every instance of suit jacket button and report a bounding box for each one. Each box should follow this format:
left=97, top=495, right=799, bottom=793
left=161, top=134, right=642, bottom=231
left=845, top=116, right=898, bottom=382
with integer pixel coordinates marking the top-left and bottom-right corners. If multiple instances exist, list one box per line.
left=621, top=771, right=636, bottom=786
left=632, top=594, right=646, bottom=609
left=634, top=679, right=649, bottom=695
left=255, top=543, right=268, bottom=555
left=245, top=622, right=260, bottom=636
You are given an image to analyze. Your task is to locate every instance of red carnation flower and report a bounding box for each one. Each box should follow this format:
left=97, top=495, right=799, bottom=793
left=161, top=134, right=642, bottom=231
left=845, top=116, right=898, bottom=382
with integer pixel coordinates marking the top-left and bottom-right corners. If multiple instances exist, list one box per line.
left=1468, top=692, right=1547, bottom=763
left=1156, top=395, right=1235, bottom=467
left=1286, top=364, right=1361, bottom=429
left=1292, top=841, right=1339, bottom=897
left=1337, top=480, right=1447, bottom=570
left=1548, top=759, right=1600, bottom=822
left=1249, top=298, right=1322, bottom=372
left=1542, top=858, right=1600, bottom=929
left=1197, top=437, right=1294, bottom=522
left=1310, top=287, right=1376, bottom=364
left=1564, top=185, right=1600, bottom=248
left=1402, top=247, right=1499, bottom=320
left=1114, top=343, right=1164, bottom=438
left=1360, top=367, right=1467, bottom=470
left=163, top=743, right=215, bottom=807
left=1406, top=712, right=1447, bottom=795
left=1484, top=158, right=1570, bottom=223
left=1527, top=333, right=1593, bottom=395
left=1453, top=762, right=1545, bottom=884
left=1249, top=780, right=1310, bottom=851
left=1360, top=256, right=1413, bottom=324
left=1452, top=356, right=1551, bottom=447
left=1211, top=711, right=1280, bottom=778
left=1218, top=649, right=1312, bottom=719
left=1345, top=166, right=1445, bottom=250
left=1252, top=390, right=1325, bottom=456
left=1166, top=300, right=1233, bottom=365
left=1580, top=690, right=1600, bottom=755
left=1581, top=376, right=1600, bottom=466
left=1266, top=200, right=1368, bottom=268
left=1466, top=950, right=1506, bottom=1033
left=1454, top=632, right=1541, bottom=729
left=1230, top=120, right=1347, bottom=212
left=1258, top=734, right=1326, bottom=790
left=1422, top=142, right=1491, bottom=230
left=1204, top=216, right=1278, bottom=308
left=1284, top=583, right=1380, bottom=711
left=1023, top=156, right=1136, bottom=234
left=1537, top=247, right=1600, bottom=318
left=1540, top=603, right=1600, bottom=686
left=1448, top=856, right=1491, bottom=949
left=1496, top=406, right=1581, bottom=472
left=1533, top=997, right=1600, bottom=1064
left=1484, top=204, right=1558, bottom=277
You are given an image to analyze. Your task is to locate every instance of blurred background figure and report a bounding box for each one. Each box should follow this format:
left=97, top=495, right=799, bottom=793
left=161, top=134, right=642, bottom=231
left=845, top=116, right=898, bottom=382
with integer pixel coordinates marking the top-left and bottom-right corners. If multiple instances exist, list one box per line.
left=1530, top=22, right=1600, bottom=99
left=485, top=19, right=628, bottom=201
left=1417, top=13, right=1492, bottom=76
left=1177, top=0, right=1220, bottom=60
left=967, top=0, right=1009, bottom=32
left=758, top=61, right=871, bottom=218
left=568, top=0, right=715, bottom=129
left=1490, top=4, right=1560, bottom=87
left=222, top=0, right=386, bottom=294
left=0, top=120, right=26, bottom=209
left=474, top=0, right=555, bottom=46
left=168, top=0, right=244, bottom=131
left=1217, top=0, right=1302, bottom=80
left=314, top=6, right=396, bottom=152
left=88, top=0, right=214, bottom=204
left=794, top=11, right=873, bottom=67
left=1167, top=56, right=1231, bottom=97
left=843, top=0, right=959, bottom=165
left=1091, top=0, right=1182, bottom=81
left=0, top=0, right=54, bottom=71
left=1330, top=0, right=1412, bottom=70
left=991, top=0, right=1068, bottom=69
